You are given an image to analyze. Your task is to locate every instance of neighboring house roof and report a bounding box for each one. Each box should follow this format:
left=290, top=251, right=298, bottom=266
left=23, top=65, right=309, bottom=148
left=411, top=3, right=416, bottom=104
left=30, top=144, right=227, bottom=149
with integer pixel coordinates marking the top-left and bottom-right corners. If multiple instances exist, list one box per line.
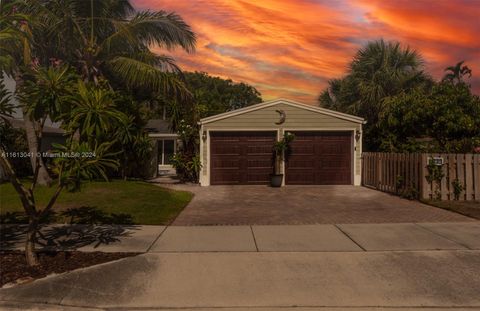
left=7, top=117, right=177, bottom=137
left=5, top=117, right=65, bottom=135
left=145, top=119, right=176, bottom=136
left=198, top=98, right=366, bottom=125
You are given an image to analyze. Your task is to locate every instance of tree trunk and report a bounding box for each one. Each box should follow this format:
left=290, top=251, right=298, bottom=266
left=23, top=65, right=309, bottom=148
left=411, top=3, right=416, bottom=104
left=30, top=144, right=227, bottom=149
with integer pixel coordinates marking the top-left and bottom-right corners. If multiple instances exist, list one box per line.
left=14, top=72, right=52, bottom=186
left=72, top=129, right=80, bottom=142
left=23, top=116, right=52, bottom=186
left=25, top=217, right=39, bottom=266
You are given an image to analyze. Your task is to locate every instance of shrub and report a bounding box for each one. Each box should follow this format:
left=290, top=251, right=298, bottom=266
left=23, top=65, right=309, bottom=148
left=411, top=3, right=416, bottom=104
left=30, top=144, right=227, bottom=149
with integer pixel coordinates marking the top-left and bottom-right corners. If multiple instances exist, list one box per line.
left=451, top=179, right=465, bottom=200
left=171, top=153, right=201, bottom=182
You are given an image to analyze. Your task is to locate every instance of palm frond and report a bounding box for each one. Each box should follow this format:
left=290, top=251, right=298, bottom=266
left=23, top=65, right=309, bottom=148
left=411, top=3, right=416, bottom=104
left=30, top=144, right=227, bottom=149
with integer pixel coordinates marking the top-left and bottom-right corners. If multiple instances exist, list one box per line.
left=100, top=10, right=196, bottom=54
left=106, top=56, right=190, bottom=98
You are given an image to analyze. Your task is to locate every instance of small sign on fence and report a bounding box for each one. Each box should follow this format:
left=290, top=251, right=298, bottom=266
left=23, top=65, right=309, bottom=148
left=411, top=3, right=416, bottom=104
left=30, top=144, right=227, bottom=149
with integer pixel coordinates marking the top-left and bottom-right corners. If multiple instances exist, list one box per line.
left=428, top=156, right=444, bottom=166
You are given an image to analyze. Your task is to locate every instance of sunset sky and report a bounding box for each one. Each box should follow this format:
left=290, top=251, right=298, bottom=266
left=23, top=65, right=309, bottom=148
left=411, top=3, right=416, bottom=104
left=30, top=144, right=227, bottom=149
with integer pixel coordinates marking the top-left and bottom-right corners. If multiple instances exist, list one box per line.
left=132, top=0, right=480, bottom=104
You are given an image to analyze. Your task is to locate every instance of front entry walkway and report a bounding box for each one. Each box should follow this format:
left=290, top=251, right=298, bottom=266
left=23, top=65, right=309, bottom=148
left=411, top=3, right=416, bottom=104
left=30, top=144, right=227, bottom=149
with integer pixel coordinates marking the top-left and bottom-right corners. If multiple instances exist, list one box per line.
left=164, top=185, right=473, bottom=225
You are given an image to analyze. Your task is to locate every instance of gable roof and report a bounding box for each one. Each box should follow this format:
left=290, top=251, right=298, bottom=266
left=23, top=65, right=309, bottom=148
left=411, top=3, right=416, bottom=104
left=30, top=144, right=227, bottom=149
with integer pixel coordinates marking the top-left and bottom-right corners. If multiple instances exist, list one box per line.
left=6, top=117, right=65, bottom=135
left=198, top=98, right=366, bottom=125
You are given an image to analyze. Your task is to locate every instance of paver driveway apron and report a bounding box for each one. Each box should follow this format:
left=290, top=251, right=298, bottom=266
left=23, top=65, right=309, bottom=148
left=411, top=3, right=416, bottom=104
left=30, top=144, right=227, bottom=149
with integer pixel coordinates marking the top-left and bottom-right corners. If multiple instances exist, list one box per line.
left=165, top=185, right=474, bottom=225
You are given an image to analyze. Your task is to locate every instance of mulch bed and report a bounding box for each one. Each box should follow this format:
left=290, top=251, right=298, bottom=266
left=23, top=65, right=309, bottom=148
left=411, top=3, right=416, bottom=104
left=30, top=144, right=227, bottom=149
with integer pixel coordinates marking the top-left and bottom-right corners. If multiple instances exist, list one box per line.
left=424, top=200, right=480, bottom=220
left=0, top=250, right=139, bottom=287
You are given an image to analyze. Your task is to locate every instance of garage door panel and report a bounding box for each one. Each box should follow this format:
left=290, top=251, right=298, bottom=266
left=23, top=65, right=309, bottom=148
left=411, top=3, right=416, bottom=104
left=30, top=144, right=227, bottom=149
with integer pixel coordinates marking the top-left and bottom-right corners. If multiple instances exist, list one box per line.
left=287, top=158, right=315, bottom=169
left=319, top=156, right=350, bottom=169
left=210, top=131, right=276, bottom=185
left=290, top=143, right=315, bottom=155
left=320, top=144, right=348, bottom=154
left=286, top=131, right=352, bottom=185
left=246, top=145, right=273, bottom=155
left=211, top=146, right=241, bottom=156
left=247, top=158, right=272, bottom=168
left=211, top=158, right=241, bottom=169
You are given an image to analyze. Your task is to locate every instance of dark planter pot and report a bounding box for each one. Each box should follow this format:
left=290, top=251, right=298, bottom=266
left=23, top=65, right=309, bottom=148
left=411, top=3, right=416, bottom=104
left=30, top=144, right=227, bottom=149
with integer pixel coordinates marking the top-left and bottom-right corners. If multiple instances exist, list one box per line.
left=270, top=174, right=283, bottom=187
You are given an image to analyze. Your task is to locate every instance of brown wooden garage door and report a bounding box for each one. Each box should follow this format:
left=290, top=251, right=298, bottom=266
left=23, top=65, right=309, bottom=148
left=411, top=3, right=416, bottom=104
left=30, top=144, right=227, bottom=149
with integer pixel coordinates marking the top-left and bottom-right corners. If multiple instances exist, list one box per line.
left=210, top=131, right=276, bottom=185
left=286, top=131, right=352, bottom=185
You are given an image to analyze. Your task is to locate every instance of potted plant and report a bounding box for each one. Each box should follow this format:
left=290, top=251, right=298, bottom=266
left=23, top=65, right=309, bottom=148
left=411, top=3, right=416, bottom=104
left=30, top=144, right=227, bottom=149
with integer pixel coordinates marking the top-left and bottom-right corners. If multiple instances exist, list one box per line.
left=271, top=132, right=295, bottom=187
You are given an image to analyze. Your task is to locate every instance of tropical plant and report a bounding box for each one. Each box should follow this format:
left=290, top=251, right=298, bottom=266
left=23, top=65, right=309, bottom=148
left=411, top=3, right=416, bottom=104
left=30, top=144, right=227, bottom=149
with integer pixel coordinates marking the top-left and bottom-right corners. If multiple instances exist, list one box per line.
left=0, top=125, right=31, bottom=177
left=443, top=61, right=472, bottom=84
left=64, top=81, right=127, bottom=142
left=181, top=71, right=262, bottom=117
left=16, top=0, right=196, bottom=96
left=1, top=68, right=128, bottom=266
left=116, top=118, right=153, bottom=179
left=0, top=1, right=31, bottom=74
left=2, top=0, right=196, bottom=185
left=425, top=161, right=445, bottom=201
left=0, top=76, right=15, bottom=121
left=272, top=132, right=295, bottom=175
left=0, top=0, right=54, bottom=185
left=380, top=80, right=480, bottom=153
left=19, top=65, right=78, bottom=122
left=0, top=139, right=119, bottom=266
left=318, top=39, right=430, bottom=150
left=451, top=179, right=465, bottom=201
left=170, top=153, right=201, bottom=182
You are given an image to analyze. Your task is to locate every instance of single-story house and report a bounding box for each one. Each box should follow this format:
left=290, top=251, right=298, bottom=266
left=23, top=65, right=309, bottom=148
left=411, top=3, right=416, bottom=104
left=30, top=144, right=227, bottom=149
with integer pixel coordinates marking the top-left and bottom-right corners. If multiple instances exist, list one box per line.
left=198, top=98, right=365, bottom=186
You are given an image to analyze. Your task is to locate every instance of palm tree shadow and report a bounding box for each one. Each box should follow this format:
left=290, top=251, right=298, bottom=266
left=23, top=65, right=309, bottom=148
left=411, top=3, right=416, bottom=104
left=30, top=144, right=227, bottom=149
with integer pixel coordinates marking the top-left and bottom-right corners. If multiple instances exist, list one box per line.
left=1, top=206, right=139, bottom=251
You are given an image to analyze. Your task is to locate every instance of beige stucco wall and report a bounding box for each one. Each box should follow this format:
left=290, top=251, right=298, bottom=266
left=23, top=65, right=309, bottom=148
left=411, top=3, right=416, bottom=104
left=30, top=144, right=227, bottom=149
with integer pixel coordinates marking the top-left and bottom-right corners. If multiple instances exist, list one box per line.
left=199, top=102, right=363, bottom=186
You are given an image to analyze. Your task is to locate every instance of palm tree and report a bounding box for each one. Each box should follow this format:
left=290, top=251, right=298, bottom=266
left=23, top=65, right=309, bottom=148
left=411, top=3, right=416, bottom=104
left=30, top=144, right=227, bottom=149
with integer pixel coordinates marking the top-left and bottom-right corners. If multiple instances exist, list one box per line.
left=350, top=39, right=424, bottom=109
left=320, top=39, right=428, bottom=150
left=3, top=0, right=196, bottom=184
left=0, top=1, right=55, bottom=185
left=21, top=0, right=196, bottom=95
left=443, top=61, right=472, bottom=84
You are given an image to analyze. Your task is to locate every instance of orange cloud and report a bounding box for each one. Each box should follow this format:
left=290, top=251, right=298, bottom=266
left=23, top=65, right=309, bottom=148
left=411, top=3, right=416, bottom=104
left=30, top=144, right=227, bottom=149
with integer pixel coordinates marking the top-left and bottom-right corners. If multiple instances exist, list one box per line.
left=133, top=0, right=480, bottom=103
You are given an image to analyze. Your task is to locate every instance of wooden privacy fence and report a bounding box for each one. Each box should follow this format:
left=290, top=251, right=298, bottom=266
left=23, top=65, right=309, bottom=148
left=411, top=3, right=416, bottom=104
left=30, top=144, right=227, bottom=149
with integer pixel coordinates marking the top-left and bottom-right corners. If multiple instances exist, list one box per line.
left=362, top=153, right=480, bottom=201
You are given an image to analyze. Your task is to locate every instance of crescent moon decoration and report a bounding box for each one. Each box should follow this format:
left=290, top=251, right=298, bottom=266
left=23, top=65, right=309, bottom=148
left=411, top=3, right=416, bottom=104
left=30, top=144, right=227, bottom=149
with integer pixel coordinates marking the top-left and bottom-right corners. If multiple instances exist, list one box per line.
left=275, top=109, right=286, bottom=125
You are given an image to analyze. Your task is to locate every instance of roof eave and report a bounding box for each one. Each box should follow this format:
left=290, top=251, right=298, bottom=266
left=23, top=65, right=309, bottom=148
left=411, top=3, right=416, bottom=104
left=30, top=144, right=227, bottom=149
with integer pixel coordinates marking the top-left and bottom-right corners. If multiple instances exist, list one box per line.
left=199, top=98, right=365, bottom=125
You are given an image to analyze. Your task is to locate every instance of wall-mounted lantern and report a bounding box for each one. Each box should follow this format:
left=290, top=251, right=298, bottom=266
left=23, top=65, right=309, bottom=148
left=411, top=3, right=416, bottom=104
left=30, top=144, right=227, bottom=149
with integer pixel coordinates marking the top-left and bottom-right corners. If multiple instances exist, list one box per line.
left=202, top=131, right=207, bottom=141
left=355, top=131, right=361, bottom=142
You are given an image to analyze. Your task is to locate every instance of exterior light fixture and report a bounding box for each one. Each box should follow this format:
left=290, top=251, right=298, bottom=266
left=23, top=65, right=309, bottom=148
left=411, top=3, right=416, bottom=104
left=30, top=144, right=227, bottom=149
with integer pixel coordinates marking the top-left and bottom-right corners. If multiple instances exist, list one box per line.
left=202, top=131, right=207, bottom=141
left=355, top=131, right=361, bottom=142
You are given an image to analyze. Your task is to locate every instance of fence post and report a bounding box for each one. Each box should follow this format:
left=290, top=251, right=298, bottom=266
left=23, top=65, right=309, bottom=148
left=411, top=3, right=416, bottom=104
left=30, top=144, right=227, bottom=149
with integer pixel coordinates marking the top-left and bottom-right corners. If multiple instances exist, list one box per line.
left=465, top=154, right=473, bottom=201
left=474, top=154, right=480, bottom=201
left=420, top=154, right=429, bottom=200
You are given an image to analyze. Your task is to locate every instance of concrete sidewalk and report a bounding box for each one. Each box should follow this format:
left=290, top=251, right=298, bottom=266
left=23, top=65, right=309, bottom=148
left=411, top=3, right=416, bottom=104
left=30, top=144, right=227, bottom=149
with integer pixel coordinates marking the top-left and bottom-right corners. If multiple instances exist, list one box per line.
left=1, top=251, right=480, bottom=309
left=1, top=222, right=480, bottom=309
left=2, top=222, right=480, bottom=252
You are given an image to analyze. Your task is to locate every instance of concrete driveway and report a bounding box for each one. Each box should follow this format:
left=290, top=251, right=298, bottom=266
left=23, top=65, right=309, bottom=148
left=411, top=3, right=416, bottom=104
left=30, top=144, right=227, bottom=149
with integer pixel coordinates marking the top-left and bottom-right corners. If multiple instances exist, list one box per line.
left=165, top=185, right=473, bottom=225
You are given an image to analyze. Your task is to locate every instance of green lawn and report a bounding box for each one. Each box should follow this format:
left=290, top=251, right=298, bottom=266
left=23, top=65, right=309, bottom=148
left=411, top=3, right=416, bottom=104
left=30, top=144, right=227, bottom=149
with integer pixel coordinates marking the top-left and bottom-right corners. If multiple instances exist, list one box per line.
left=0, top=180, right=193, bottom=225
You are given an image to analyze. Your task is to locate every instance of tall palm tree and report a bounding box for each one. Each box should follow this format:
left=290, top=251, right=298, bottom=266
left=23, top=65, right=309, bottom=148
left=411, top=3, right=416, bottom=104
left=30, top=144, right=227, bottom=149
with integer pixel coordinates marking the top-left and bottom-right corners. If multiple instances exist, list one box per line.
left=320, top=39, right=428, bottom=150
left=443, top=61, right=472, bottom=84
left=350, top=39, right=424, bottom=110
left=22, top=0, right=196, bottom=94
left=0, top=1, right=55, bottom=185
left=3, top=0, right=196, bottom=185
